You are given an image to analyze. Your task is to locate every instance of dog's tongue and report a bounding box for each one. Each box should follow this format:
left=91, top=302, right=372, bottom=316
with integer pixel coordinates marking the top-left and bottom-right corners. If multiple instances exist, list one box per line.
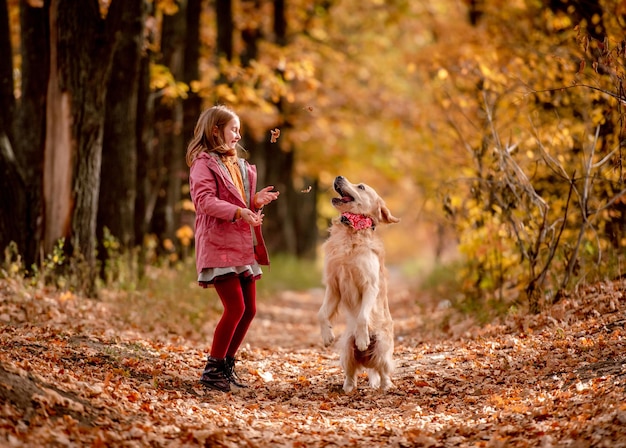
left=342, top=196, right=352, bottom=202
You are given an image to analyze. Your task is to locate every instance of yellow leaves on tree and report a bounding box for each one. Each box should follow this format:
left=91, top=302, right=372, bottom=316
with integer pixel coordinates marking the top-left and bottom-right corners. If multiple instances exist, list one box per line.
left=150, top=64, right=189, bottom=103
left=175, top=225, right=193, bottom=248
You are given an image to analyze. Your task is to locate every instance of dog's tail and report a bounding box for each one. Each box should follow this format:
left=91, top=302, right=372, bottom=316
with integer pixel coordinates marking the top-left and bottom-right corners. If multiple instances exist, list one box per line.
left=349, top=334, right=378, bottom=366
left=342, top=330, right=394, bottom=372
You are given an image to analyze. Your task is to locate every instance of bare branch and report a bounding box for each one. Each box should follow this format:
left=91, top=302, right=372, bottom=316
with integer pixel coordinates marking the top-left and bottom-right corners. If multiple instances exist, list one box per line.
left=525, top=83, right=626, bottom=106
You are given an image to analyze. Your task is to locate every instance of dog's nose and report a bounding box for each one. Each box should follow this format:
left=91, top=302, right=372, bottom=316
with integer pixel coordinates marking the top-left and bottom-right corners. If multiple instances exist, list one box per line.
left=334, top=176, right=344, bottom=189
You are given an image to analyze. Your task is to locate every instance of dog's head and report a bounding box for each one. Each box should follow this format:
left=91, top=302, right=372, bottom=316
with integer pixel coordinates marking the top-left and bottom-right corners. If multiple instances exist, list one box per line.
left=331, top=176, right=399, bottom=226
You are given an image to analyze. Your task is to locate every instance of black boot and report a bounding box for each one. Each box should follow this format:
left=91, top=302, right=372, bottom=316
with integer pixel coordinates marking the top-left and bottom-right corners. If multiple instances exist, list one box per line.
left=224, top=356, right=248, bottom=388
left=199, top=357, right=230, bottom=392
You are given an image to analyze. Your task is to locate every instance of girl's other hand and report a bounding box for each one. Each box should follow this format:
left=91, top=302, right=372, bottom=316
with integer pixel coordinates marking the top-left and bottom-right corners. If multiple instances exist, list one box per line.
left=241, top=208, right=263, bottom=227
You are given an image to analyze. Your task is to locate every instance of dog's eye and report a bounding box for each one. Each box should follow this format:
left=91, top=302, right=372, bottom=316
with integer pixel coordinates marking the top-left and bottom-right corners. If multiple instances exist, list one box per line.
left=358, top=184, right=365, bottom=190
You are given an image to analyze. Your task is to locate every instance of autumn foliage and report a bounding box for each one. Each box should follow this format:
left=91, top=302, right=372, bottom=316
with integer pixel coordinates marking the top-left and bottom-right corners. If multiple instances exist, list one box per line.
left=2, top=0, right=625, bottom=314
left=419, top=2, right=626, bottom=312
left=2, top=0, right=626, bottom=444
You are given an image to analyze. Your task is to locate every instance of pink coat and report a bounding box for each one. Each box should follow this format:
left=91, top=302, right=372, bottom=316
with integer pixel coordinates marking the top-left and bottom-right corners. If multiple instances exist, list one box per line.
left=189, top=152, right=270, bottom=274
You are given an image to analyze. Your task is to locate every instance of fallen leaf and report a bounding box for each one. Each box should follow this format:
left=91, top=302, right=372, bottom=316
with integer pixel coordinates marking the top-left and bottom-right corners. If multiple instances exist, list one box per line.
left=257, top=370, right=274, bottom=382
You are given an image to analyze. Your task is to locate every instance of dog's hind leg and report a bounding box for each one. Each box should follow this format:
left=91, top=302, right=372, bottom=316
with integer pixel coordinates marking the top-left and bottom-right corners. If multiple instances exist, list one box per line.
left=379, top=350, right=395, bottom=392
left=343, top=373, right=358, bottom=393
left=367, top=370, right=381, bottom=389
left=372, top=331, right=395, bottom=392
left=380, top=372, right=394, bottom=391
left=341, top=351, right=358, bottom=393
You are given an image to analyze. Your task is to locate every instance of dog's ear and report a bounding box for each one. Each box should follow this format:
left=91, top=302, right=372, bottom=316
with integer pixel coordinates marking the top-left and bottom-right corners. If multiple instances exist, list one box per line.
left=378, top=201, right=400, bottom=224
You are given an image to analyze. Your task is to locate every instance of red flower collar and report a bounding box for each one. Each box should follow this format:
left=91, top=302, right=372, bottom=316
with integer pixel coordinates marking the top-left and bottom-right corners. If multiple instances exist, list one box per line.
left=341, top=212, right=375, bottom=230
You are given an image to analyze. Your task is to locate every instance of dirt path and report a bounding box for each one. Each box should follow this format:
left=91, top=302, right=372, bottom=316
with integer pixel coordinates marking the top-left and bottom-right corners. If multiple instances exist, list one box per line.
left=1, top=278, right=625, bottom=447
left=251, top=274, right=424, bottom=350
left=248, top=278, right=425, bottom=382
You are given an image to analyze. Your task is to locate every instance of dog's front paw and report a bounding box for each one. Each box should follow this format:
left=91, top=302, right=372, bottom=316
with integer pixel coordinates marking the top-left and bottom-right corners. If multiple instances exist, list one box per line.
left=355, top=329, right=370, bottom=351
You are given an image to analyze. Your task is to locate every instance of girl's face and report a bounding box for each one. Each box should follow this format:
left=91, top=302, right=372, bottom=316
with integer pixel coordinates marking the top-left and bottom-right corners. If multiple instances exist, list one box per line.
left=221, top=117, right=241, bottom=151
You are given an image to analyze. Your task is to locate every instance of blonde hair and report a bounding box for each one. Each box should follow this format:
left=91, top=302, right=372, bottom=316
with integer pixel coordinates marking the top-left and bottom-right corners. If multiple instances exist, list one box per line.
left=185, top=105, right=242, bottom=167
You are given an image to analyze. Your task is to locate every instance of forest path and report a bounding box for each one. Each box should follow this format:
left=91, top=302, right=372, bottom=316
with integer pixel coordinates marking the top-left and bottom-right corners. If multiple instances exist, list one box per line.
left=246, top=272, right=427, bottom=390
left=250, top=272, right=423, bottom=350
left=1, top=277, right=625, bottom=447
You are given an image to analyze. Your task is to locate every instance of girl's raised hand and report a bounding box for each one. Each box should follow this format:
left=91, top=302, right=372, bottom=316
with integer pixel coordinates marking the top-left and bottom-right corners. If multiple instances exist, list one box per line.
left=254, top=186, right=280, bottom=208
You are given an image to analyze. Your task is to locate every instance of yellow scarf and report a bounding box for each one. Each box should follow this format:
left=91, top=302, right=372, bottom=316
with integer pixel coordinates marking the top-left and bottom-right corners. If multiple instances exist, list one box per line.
left=222, top=156, right=246, bottom=204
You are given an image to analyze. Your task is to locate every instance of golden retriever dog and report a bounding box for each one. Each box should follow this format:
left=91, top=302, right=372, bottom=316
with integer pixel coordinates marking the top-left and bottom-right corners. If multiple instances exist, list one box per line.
left=318, top=176, right=400, bottom=393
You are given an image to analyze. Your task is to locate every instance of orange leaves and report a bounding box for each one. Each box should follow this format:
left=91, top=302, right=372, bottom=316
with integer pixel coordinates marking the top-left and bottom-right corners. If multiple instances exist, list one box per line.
left=270, top=128, right=281, bottom=143
left=318, top=401, right=333, bottom=411
left=297, top=375, right=311, bottom=387
left=2, top=275, right=626, bottom=446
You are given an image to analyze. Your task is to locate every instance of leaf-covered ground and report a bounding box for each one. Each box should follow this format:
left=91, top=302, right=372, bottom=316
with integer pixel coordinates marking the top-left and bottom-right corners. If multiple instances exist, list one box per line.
left=1, top=275, right=625, bottom=447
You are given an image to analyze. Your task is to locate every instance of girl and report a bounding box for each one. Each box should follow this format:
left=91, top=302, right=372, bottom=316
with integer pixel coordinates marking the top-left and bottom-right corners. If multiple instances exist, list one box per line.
left=186, top=105, right=279, bottom=392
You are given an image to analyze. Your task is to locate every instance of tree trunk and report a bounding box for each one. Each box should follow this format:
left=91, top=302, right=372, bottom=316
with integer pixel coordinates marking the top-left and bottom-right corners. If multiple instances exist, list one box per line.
left=246, top=0, right=318, bottom=258
left=0, top=0, right=23, bottom=257
left=0, top=0, right=14, bottom=143
left=46, top=0, right=123, bottom=293
left=250, top=139, right=298, bottom=254
left=181, top=0, right=202, bottom=253
left=98, top=0, right=146, bottom=273
left=216, top=0, right=233, bottom=61
left=150, top=3, right=186, bottom=254
left=17, top=1, right=50, bottom=268
left=0, top=1, right=49, bottom=267
left=134, top=39, right=154, bottom=275
left=133, top=1, right=159, bottom=276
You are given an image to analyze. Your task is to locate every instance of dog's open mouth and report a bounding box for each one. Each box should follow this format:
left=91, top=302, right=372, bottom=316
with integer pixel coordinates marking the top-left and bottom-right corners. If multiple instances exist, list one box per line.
left=332, top=187, right=354, bottom=206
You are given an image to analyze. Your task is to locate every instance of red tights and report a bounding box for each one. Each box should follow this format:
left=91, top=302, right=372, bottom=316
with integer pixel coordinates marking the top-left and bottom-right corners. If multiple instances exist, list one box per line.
left=210, top=275, right=257, bottom=359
